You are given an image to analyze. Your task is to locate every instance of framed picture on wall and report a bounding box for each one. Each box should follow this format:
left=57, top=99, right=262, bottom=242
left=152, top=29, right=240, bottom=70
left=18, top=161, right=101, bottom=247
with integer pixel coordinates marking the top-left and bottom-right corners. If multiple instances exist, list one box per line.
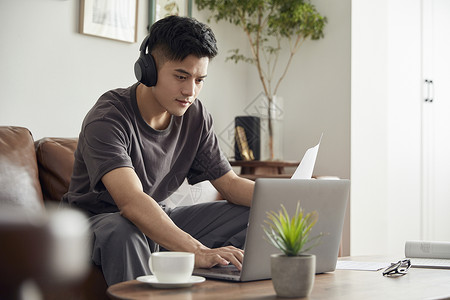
left=80, top=0, right=138, bottom=43
left=149, top=0, right=192, bottom=27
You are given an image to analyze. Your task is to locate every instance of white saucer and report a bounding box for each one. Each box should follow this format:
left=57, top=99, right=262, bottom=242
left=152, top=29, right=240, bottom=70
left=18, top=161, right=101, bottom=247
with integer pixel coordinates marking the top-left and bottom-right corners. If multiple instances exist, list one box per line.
left=136, top=275, right=206, bottom=289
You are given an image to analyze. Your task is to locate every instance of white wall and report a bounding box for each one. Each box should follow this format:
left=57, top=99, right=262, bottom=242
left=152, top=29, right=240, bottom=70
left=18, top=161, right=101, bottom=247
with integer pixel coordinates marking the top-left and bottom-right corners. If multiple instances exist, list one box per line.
left=0, top=0, right=350, bottom=175
left=0, top=0, right=144, bottom=139
left=284, top=0, right=350, bottom=180
left=0, top=0, right=248, bottom=141
left=1, top=0, right=351, bottom=252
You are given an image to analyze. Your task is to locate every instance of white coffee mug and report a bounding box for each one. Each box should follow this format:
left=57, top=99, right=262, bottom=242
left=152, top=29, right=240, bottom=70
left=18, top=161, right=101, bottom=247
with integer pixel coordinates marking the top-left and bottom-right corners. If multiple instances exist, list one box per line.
left=149, top=252, right=195, bottom=283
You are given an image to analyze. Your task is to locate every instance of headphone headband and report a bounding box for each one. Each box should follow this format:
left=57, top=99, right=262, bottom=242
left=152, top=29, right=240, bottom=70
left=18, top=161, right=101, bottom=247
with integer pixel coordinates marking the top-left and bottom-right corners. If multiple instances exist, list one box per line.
left=139, top=35, right=150, bottom=53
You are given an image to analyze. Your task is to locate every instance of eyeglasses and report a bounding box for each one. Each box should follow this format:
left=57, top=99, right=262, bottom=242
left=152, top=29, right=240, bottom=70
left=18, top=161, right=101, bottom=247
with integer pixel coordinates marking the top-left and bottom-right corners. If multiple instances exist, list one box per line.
left=382, top=259, right=411, bottom=277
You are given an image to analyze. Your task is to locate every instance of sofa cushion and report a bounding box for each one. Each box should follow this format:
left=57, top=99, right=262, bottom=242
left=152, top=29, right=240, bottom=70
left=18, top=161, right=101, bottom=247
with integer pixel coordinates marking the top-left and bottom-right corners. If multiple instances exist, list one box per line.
left=35, top=137, right=78, bottom=202
left=0, top=126, right=44, bottom=210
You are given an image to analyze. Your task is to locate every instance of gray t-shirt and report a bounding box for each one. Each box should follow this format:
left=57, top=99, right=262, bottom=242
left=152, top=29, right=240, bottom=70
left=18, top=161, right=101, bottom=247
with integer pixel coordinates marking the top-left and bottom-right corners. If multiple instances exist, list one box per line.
left=63, top=83, right=231, bottom=215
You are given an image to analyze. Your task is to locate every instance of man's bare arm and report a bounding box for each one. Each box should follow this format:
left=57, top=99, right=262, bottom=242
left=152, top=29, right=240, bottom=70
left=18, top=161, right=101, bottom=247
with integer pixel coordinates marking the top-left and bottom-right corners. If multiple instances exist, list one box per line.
left=211, top=170, right=254, bottom=207
left=102, top=167, right=245, bottom=270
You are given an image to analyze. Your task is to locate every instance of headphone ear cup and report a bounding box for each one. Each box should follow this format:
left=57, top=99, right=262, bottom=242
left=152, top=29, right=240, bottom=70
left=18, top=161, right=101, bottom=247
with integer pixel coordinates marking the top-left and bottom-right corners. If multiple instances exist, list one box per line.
left=134, top=54, right=157, bottom=87
left=134, top=57, right=145, bottom=84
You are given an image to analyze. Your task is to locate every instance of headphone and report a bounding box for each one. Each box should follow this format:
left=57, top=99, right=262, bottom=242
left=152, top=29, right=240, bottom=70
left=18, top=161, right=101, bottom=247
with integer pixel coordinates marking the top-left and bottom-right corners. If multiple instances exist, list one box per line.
left=134, top=35, right=157, bottom=87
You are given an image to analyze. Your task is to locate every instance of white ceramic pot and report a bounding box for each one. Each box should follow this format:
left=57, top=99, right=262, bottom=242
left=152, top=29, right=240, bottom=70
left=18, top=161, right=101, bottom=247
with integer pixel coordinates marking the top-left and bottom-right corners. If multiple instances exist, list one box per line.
left=270, top=253, right=316, bottom=298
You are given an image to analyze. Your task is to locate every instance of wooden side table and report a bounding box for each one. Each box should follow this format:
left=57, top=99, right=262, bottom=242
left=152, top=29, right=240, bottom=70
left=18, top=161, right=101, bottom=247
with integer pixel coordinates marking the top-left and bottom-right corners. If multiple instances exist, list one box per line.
left=229, top=160, right=299, bottom=180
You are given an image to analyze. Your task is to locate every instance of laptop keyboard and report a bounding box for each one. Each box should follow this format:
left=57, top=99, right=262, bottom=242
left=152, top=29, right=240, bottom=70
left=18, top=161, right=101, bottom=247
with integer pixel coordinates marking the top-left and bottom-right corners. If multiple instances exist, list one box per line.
left=209, top=264, right=241, bottom=276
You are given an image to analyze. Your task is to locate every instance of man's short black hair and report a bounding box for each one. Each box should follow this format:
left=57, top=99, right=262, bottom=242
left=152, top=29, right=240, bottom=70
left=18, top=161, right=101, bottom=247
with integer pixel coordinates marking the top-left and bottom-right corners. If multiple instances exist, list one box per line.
left=147, top=15, right=218, bottom=62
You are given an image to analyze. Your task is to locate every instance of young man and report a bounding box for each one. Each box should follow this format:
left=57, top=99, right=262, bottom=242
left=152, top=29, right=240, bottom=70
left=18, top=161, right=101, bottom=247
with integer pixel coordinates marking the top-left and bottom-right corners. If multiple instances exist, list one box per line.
left=62, top=16, right=254, bottom=285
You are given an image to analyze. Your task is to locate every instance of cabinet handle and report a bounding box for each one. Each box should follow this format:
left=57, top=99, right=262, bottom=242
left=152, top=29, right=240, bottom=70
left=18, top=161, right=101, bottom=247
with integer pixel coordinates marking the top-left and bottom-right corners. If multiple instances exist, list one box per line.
left=429, top=80, right=434, bottom=103
left=424, top=79, right=434, bottom=103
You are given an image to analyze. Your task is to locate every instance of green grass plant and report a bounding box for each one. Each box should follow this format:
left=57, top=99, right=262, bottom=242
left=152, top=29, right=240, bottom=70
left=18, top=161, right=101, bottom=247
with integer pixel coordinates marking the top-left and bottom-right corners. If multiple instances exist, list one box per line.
left=263, top=202, right=322, bottom=256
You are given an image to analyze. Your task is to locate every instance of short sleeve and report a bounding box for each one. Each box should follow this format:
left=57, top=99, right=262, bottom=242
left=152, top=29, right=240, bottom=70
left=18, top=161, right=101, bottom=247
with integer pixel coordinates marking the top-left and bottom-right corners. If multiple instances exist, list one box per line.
left=187, top=112, right=231, bottom=185
left=82, top=119, right=133, bottom=190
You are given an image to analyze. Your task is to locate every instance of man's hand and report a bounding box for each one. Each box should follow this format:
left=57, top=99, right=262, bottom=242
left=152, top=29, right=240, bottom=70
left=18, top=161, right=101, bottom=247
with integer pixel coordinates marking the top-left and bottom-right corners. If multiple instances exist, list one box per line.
left=194, top=246, right=245, bottom=270
left=103, top=167, right=247, bottom=270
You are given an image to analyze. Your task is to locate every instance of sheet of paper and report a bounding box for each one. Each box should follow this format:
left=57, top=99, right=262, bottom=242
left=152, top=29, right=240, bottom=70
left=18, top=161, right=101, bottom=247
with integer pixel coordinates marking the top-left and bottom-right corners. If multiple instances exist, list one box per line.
left=336, top=261, right=389, bottom=271
left=291, top=133, right=323, bottom=179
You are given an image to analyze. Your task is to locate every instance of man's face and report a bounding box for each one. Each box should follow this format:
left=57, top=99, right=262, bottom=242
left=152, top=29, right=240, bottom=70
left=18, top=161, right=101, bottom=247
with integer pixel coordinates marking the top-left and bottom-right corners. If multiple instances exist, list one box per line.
left=151, top=54, right=209, bottom=117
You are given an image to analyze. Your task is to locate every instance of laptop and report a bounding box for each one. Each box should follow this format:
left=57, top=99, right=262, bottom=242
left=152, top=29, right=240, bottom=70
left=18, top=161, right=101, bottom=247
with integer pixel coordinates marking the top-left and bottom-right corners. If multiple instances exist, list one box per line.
left=193, top=178, right=350, bottom=281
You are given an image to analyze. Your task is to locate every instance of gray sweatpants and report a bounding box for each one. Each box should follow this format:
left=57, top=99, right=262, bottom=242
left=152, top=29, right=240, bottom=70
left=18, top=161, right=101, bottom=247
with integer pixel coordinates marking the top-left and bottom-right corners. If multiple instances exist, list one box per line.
left=89, top=200, right=249, bottom=286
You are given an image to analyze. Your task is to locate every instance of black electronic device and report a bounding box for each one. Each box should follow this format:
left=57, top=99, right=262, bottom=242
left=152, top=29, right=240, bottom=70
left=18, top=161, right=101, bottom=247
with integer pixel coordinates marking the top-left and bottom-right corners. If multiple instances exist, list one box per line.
left=134, top=35, right=158, bottom=87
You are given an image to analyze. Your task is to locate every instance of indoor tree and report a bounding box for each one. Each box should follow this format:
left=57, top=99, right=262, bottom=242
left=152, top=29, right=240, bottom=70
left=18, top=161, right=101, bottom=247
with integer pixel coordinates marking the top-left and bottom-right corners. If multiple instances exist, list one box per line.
left=195, top=0, right=327, bottom=160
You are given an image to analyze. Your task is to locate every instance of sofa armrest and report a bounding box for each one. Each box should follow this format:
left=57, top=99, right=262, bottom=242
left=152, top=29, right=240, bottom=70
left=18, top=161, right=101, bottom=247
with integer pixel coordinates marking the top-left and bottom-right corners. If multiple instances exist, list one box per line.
left=0, top=126, right=44, bottom=210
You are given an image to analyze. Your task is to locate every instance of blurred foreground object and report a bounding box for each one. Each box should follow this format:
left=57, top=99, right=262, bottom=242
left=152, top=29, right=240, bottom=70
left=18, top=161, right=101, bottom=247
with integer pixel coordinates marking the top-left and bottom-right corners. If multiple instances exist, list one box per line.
left=0, top=126, right=107, bottom=299
left=0, top=209, right=48, bottom=300
left=0, top=206, right=91, bottom=300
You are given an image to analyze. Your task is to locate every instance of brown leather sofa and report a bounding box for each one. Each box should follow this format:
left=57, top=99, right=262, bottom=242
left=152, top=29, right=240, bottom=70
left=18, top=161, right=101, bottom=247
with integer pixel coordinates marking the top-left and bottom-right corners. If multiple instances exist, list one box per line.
left=0, top=126, right=108, bottom=300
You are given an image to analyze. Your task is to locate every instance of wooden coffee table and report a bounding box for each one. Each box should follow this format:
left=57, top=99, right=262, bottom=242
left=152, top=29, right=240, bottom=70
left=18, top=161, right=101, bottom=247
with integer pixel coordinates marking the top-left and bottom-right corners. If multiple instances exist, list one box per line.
left=107, top=256, right=450, bottom=299
left=107, top=278, right=276, bottom=299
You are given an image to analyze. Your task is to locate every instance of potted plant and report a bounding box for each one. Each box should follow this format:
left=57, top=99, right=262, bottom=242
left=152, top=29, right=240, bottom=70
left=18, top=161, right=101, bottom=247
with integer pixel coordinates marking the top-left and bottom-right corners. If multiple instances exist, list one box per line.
left=195, top=0, right=327, bottom=160
left=263, top=202, right=322, bottom=298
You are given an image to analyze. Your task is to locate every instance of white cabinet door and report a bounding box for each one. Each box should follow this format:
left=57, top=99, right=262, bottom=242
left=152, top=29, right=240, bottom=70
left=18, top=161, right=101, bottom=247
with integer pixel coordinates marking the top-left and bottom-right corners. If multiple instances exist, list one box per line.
left=422, top=0, right=450, bottom=241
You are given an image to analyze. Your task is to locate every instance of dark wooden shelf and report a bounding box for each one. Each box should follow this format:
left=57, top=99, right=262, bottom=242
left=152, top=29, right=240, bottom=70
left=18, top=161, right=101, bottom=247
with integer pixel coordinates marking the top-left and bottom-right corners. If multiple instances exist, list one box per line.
left=239, top=174, right=293, bottom=181
left=229, top=160, right=299, bottom=178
